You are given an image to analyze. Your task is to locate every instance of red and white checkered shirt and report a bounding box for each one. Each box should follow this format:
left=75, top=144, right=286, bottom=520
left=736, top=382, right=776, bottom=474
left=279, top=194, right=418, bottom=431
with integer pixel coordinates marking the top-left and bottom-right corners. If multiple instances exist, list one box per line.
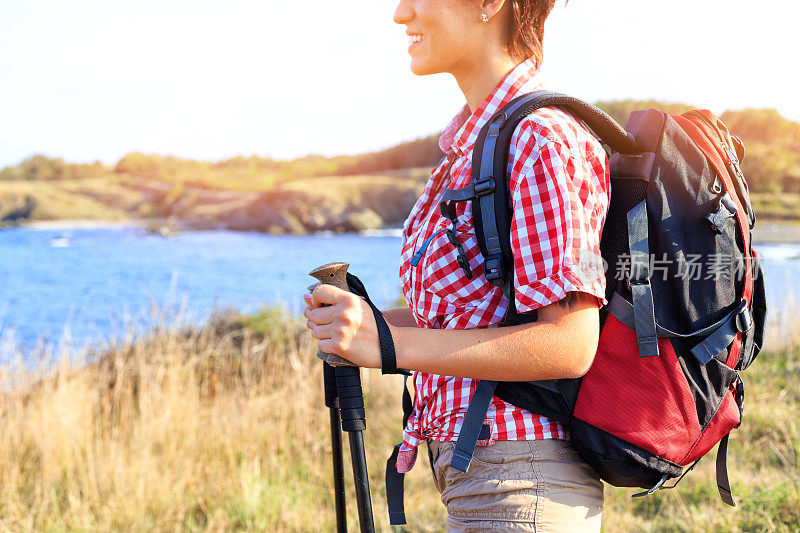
left=396, top=58, right=610, bottom=473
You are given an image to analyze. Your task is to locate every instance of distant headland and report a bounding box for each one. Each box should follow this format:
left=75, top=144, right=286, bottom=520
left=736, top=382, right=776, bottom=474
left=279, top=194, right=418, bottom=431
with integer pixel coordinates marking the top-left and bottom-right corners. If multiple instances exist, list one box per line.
left=2, top=100, right=799, bottom=234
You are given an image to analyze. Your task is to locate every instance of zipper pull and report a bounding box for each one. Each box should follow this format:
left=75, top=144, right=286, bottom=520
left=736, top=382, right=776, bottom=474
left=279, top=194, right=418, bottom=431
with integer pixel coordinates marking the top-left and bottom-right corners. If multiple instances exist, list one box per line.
left=446, top=227, right=473, bottom=279
left=410, top=228, right=448, bottom=267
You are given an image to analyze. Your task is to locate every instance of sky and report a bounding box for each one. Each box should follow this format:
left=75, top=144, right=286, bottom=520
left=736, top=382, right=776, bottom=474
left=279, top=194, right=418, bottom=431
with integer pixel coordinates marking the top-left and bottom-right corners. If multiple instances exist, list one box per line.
left=0, top=0, right=798, bottom=168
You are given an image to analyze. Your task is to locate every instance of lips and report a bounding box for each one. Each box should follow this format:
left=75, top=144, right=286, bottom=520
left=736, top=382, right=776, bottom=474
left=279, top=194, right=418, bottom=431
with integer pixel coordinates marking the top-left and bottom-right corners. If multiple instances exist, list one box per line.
left=407, top=33, right=423, bottom=52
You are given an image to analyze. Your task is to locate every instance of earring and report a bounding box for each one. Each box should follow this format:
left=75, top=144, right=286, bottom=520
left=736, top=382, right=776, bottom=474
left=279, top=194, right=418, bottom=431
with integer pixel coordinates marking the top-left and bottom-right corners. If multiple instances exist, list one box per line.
left=481, top=13, right=490, bottom=23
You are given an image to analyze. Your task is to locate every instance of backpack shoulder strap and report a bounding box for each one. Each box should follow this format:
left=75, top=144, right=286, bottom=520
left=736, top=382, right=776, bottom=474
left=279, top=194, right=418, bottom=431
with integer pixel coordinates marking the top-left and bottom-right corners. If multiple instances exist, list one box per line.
left=442, top=92, right=644, bottom=476
left=460, top=91, right=641, bottom=319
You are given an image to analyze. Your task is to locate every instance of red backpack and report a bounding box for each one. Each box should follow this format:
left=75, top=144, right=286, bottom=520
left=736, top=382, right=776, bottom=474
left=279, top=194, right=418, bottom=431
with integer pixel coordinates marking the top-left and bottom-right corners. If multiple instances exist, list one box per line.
left=386, top=92, right=767, bottom=524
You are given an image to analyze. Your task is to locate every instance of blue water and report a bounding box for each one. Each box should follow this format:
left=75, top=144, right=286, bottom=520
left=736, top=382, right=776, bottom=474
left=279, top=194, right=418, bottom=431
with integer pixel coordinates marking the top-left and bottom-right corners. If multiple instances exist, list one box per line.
left=0, top=225, right=405, bottom=357
left=0, top=224, right=798, bottom=359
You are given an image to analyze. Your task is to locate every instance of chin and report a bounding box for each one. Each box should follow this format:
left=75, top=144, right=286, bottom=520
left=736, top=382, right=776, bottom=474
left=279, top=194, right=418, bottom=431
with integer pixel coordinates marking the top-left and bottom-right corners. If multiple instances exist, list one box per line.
left=409, top=58, right=440, bottom=77
left=409, top=63, right=428, bottom=76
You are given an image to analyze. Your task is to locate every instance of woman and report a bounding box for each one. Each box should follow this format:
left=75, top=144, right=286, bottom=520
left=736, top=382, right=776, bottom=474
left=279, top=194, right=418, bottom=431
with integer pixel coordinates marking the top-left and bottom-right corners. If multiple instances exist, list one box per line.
left=303, top=0, right=607, bottom=530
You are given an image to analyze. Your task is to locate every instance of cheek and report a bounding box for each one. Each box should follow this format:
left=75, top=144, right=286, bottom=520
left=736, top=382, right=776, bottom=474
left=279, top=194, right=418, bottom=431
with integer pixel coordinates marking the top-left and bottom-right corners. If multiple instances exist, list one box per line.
left=436, top=27, right=478, bottom=63
left=413, top=5, right=480, bottom=69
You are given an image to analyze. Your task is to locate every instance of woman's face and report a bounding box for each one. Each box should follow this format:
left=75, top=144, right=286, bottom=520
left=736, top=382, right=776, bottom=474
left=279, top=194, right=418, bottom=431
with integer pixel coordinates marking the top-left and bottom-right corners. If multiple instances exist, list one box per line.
left=393, top=0, right=485, bottom=77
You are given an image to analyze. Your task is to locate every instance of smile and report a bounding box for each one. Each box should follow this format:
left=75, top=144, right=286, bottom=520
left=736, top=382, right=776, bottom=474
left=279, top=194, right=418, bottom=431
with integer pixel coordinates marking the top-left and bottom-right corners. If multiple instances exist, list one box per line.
left=408, top=33, right=423, bottom=53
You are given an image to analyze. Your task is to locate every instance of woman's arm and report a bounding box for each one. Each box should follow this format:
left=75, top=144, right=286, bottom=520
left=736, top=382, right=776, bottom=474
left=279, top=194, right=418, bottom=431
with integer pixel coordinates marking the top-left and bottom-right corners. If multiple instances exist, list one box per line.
left=381, top=306, right=418, bottom=328
left=303, top=285, right=599, bottom=381
left=393, top=292, right=598, bottom=380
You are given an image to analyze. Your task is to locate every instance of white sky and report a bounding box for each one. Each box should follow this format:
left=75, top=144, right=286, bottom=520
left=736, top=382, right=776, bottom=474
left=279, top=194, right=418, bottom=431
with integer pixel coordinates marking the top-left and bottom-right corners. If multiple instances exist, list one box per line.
left=0, top=0, right=798, bottom=168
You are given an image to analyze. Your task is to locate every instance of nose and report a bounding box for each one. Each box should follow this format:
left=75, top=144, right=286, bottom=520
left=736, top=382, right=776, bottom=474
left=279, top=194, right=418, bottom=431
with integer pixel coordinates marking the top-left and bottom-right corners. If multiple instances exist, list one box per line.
left=393, top=0, right=413, bottom=25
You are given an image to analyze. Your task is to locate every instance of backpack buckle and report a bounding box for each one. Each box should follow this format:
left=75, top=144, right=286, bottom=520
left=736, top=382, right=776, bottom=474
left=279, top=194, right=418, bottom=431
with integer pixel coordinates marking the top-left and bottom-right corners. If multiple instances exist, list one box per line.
left=474, top=177, right=496, bottom=197
left=735, top=304, right=753, bottom=333
left=489, top=112, right=507, bottom=131
left=734, top=372, right=745, bottom=428
left=484, top=256, right=505, bottom=286
left=625, top=271, right=650, bottom=291
left=705, top=193, right=737, bottom=234
left=626, top=252, right=651, bottom=289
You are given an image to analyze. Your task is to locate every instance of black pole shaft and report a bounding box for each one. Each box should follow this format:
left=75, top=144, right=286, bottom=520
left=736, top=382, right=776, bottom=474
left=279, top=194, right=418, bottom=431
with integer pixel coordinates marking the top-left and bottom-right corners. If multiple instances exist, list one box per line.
left=324, top=363, right=348, bottom=533
left=329, top=407, right=347, bottom=533
left=334, top=365, right=375, bottom=533
left=348, top=431, right=375, bottom=533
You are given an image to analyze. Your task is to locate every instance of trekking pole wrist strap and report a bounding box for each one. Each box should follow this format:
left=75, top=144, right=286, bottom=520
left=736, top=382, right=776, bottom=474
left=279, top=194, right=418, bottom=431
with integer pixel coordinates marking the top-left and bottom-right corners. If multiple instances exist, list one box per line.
left=345, top=272, right=407, bottom=376
left=371, top=305, right=401, bottom=375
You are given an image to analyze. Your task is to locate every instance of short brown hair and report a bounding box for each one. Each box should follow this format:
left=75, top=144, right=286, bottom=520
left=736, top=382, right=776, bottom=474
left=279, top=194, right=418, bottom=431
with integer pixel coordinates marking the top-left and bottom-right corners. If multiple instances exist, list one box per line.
left=506, top=0, right=561, bottom=67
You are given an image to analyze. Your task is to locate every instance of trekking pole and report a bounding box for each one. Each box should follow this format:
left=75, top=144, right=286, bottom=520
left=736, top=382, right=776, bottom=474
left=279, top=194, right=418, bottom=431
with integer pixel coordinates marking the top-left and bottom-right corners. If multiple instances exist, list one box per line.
left=323, top=361, right=347, bottom=533
left=310, top=263, right=375, bottom=533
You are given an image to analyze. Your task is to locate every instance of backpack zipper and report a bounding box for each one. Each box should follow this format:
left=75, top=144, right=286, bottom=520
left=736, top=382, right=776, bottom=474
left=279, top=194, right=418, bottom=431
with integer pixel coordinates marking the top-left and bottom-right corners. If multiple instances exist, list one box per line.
left=685, top=110, right=745, bottom=180
left=684, top=111, right=755, bottom=227
left=685, top=111, right=731, bottom=157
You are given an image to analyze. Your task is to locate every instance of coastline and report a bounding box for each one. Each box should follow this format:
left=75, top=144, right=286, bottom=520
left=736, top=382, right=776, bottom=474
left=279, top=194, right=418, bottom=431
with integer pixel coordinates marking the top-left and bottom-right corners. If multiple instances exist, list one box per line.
left=9, top=217, right=800, bottom=244
left=750, top=220, right=800, bottom=245
left=17, top=218, right=150, bottom=230
left=11, top=218, right=407, bottom=237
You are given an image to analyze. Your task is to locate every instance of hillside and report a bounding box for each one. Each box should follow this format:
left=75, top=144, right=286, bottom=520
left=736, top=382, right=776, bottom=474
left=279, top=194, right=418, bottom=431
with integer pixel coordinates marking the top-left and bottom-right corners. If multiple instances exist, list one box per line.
left=0, top=166, right=431, bottom=234
left=1, top=101, right=799, bottom=232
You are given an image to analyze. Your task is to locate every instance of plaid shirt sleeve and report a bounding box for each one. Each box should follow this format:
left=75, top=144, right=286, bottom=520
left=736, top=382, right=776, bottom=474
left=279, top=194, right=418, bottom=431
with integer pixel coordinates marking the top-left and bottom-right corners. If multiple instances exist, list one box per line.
left=507, top=109, right=610, bottom=313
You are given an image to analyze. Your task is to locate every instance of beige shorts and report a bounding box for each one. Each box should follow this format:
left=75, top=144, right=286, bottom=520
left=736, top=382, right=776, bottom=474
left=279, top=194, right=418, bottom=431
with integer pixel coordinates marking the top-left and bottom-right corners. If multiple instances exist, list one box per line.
left=426, top=439, right=604, bottom=532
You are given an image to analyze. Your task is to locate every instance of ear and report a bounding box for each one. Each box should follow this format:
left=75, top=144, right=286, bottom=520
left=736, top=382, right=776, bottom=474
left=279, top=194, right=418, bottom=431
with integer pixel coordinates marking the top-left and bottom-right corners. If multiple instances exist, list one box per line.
left=472, top=0, right=508, bottom=20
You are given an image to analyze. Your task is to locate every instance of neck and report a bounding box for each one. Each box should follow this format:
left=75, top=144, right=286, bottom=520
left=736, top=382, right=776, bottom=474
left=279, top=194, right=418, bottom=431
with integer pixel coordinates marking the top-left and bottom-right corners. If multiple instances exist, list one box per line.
left=454, top=54, right=519, bottom=113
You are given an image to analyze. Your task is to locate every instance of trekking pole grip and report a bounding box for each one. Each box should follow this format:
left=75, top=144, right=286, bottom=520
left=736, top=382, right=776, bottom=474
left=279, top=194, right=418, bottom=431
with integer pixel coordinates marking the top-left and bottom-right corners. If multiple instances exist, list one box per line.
left=309, top=262, right=358, bottom=367
left=334, top=365, right=367, bottom=432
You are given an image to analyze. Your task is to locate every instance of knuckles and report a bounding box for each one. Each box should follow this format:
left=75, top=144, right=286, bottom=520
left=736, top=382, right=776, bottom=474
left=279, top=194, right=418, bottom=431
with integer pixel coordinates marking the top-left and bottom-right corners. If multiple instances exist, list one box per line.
left=304, top=289, right=366, bottom=358
left=340, top=309, right=356, bottom=327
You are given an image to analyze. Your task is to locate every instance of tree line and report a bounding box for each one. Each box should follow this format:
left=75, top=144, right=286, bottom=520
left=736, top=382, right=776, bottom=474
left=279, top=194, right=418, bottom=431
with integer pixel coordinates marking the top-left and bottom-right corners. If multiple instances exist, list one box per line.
left=2, top=101, right=798, bottom=194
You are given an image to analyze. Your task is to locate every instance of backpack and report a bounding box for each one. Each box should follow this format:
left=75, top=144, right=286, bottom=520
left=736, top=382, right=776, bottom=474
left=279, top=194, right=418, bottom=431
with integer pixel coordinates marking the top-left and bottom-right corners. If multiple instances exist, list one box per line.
left=385, top=91, right=767, bottom=525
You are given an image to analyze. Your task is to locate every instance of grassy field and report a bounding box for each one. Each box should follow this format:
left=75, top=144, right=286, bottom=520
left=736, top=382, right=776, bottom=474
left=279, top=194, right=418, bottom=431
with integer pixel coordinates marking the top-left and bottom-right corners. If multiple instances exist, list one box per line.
left=0, top=305, right=796, bottom=532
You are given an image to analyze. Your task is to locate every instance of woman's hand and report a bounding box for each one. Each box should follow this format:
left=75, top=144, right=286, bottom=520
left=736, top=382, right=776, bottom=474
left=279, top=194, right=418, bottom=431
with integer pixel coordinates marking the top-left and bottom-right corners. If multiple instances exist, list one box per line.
left=302, top=284, right=383, bottom=369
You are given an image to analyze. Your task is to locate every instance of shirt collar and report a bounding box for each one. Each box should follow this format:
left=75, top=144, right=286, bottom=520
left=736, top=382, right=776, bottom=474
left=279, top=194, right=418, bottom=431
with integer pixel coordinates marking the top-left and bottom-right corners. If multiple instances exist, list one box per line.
left=438, top=57, right=545, bottom=157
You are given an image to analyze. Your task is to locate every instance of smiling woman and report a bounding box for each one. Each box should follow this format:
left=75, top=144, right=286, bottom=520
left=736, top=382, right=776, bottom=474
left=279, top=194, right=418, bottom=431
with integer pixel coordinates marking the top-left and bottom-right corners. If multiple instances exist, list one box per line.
left=304, top=0, right=607, bottom=531
left=400, top=0, right=559, bottom=77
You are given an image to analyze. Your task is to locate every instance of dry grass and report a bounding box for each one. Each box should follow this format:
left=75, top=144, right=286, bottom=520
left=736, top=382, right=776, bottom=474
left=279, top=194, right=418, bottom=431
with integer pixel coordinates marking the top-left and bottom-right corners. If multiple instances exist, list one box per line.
left=0, top=168, right=432, bottom=233
left=0, top=305, right=796, bottom=532
left=751, top=192, right=800, bottom=221
left=0, top=179, right=131, bottom=222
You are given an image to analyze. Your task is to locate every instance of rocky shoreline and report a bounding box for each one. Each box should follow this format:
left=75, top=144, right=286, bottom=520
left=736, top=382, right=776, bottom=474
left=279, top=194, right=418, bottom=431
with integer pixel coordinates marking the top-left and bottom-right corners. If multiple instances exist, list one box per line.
left=1, top=170, right=429, bottom=235
left=16, top=216, right=800, bottom=246
left=6, top=170, right=800, bottom=242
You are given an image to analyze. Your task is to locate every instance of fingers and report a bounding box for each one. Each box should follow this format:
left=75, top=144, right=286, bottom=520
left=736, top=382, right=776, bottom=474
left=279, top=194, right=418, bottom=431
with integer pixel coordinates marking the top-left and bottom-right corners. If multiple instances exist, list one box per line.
left=308, top=321, right=336, bottom=341
left=304, top=283, right=320, bottom=306
left=302, top=285, right=359, bottom=353
left=303, top=285, right=347, bottom=316
left=311, top=323, right=352, bottom=357
left=310, top=284, right=348, bottom=307
left=302, top=285, right=348, bottom=332
left=303, top=292, right=315, bottom=311
left=302, top=283, right=332, bottom=315
left=303, top=304, right=337, bottom=325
